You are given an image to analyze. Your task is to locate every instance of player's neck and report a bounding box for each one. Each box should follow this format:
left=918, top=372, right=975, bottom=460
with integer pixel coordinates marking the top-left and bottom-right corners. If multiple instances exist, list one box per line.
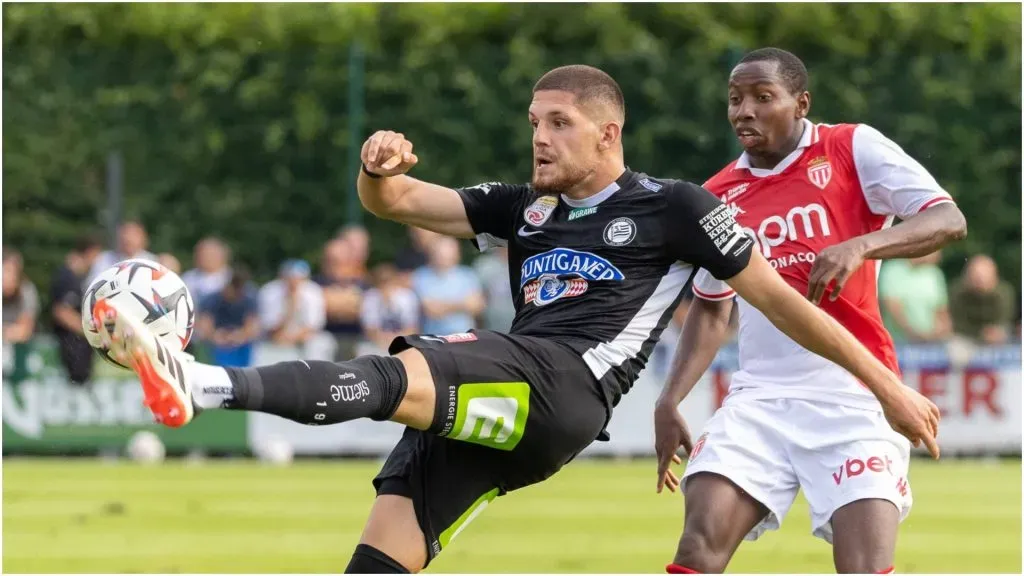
left=563, top=161, right=626, bottom=202
left=748, top=122, right=806, bottom=170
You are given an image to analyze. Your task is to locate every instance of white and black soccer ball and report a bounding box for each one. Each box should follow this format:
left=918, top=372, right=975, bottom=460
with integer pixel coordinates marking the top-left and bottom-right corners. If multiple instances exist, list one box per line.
left=82, top=258, right=195, bottom=370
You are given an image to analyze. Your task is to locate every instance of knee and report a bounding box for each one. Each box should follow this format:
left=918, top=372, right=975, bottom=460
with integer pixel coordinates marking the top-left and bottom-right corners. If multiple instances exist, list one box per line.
left=675, top=530, right=731, bottom=574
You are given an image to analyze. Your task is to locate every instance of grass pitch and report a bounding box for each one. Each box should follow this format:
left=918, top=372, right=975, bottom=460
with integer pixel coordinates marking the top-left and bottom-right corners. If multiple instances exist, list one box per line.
left=3, top=457, right=1020, bottom=573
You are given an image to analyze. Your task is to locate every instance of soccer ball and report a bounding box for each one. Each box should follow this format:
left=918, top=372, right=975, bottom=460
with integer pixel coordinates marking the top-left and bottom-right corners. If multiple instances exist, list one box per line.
left=82, top=258, right=195, bottom=370
left=126, top=430, right=166, bottom=464
left=255, top=436, right=295, bottom=466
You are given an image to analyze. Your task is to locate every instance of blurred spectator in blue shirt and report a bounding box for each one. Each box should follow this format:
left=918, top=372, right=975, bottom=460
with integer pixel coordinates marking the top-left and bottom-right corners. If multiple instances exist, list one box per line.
left=412, top=236, right=485, bottom=335
left=197, top=267, right=261, bottom=367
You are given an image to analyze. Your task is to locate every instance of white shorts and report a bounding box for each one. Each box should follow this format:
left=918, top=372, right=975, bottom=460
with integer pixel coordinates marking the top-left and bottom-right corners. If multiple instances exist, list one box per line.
left=681, top=398, right=913, bottom=543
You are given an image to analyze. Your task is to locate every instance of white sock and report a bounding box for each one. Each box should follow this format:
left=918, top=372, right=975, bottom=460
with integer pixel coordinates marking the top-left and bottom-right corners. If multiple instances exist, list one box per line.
left=190, top=363, right=237, bottom=409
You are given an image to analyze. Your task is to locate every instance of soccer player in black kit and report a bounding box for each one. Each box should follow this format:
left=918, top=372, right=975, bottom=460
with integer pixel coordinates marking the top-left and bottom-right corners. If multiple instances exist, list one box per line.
left=96, top=65, right=939, bottom=573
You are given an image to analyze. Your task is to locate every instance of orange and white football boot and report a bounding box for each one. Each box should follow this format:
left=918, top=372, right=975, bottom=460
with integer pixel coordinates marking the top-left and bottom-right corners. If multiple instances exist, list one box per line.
left=92, top=299, right=197, bottom=427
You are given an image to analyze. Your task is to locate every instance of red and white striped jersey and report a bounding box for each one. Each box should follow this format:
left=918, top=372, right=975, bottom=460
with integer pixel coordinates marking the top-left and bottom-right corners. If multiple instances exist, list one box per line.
left=694, top=119, right=955, bottom=410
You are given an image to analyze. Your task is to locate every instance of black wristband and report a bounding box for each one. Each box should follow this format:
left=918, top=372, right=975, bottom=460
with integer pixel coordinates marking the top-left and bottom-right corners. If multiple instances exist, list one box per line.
left=361, top=163, right=383, bottom=179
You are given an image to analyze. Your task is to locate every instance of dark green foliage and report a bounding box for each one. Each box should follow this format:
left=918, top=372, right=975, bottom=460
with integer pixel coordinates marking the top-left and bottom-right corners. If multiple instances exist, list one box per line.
left=3, top=3, right=1020, bottom=298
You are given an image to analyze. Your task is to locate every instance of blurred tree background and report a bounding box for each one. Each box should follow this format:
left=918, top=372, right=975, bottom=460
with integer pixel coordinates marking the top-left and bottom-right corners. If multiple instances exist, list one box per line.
left=3, top=3, right=1020, bottom=297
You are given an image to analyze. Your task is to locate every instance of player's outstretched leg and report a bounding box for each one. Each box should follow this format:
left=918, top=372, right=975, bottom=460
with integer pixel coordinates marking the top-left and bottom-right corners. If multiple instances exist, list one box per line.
left=829, top=499, right=899, bottom=574
left=668, top=473, right=768, bottom=574
left=94, top=299, right=437, bottom=430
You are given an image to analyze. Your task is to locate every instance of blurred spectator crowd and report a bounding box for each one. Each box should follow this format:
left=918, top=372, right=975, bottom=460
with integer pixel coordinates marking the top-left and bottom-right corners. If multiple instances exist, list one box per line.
left=3, top=219, right=1020, bottom=386
left=3, top=221, right=516, bottom=382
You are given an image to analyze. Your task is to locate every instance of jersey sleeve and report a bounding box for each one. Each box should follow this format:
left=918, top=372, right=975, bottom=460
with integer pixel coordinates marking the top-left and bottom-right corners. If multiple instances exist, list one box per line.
left=454, top=182, right=530, bottom=252
left=665, top=181, right=754, bottom=281
left=692, top=268, right=735, bottom=301
left=853, top=125, right=955, bottom=218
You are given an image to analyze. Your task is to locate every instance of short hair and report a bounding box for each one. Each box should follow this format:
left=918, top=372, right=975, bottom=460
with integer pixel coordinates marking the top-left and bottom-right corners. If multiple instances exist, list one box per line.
left=533, top=65, right=626, bottom=122
left=74, top=233, right=104, bottom=254
left=737, top=48, right=808, bottom=94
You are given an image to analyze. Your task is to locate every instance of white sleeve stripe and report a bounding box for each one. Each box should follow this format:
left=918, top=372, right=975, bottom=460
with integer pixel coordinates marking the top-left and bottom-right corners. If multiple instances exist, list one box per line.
left=693, top=285, right=735, bottom=301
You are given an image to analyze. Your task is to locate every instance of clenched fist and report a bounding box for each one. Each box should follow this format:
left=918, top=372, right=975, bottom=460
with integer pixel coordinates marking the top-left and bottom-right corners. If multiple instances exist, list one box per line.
left=361, top=130, right=419, bottom=177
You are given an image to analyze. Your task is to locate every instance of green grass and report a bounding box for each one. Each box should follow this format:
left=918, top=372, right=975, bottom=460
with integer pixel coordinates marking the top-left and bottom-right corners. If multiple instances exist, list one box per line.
left=3, top=458, right=1020, bottom=573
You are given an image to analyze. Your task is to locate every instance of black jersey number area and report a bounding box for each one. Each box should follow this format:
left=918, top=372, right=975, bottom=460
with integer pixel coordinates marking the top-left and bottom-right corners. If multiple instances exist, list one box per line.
left=454, top=170, right=753, bottom=402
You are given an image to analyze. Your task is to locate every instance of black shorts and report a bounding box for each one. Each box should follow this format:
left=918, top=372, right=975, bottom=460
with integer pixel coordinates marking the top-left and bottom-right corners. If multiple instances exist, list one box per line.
left=373, top=329, right=609, bottom=563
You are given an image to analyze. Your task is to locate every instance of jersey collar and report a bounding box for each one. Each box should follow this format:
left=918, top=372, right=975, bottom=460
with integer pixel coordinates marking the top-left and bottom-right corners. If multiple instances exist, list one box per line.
left=734, top=119, right=818, bottom=177
left=560, top=169, right=632, bottom=208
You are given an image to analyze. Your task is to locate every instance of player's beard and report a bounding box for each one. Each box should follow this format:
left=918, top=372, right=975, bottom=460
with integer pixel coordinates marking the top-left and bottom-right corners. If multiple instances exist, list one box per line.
left=531, top=159, right=592, bottom=195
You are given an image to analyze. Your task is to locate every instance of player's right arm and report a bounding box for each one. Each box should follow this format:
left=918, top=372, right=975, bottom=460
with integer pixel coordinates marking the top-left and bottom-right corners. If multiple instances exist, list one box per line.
left=666, top=181, right=942, bottom=459
left=357, top=130, right=474, bottom=238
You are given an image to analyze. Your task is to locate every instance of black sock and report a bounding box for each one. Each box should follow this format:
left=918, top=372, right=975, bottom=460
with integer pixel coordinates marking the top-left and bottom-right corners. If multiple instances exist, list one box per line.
left=345, top=544, right=410, bottom=573
left=223, top=356, right=408, bottom=425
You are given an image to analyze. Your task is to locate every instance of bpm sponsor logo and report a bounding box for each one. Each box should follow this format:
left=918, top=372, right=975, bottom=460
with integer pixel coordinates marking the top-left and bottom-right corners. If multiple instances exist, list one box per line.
left=519, top=247, right=624, bottom=306
left=741, top=202, right=832, bottom=260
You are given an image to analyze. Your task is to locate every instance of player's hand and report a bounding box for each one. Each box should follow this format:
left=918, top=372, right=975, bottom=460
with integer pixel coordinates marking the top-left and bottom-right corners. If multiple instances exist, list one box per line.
left=807, top=240, right=867, bottom=305
left=880, top=386, right=942, bottom=460
left=653, top=401, right=689, bottom=494
left=361, top=130, right=419, bottom=177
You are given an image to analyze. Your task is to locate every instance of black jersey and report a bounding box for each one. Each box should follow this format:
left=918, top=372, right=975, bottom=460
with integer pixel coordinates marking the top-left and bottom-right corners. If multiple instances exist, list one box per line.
left=455, top=169, right=754, bottom=403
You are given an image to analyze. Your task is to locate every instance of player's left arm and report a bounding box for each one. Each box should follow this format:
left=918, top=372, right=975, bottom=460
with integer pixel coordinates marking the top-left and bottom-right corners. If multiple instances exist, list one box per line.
left=807, top=125, right=968, bottom=304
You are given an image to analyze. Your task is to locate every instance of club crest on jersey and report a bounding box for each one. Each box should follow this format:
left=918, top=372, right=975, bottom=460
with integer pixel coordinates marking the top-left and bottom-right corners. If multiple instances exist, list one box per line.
left=520, top=247, right=625, bottom=307
left=524, top=195, right=558, bottom=227
left=603, top=217, right=637, bottom=246
left=807, top=156, right=832, bottom=190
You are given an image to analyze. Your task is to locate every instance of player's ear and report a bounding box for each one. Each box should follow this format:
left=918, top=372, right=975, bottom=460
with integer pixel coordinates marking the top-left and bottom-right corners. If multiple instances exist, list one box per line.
left=598, top=121, right=622, bottom=151
left=796, top=91, right=811, bottom=119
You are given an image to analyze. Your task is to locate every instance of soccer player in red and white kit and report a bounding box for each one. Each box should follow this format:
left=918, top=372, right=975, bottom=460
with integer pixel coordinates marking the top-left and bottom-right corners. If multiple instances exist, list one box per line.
left=654, top=48, right=967, bottom=574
